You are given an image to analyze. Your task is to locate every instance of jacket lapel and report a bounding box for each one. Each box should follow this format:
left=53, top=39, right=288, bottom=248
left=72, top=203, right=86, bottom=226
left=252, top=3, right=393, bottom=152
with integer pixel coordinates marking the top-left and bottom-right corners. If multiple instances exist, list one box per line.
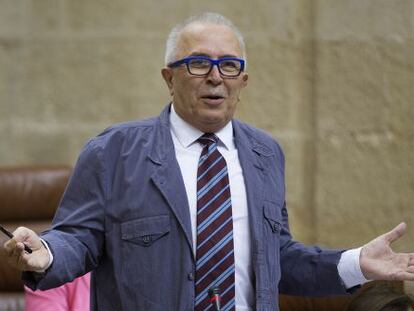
left=233, top=120, right=275, bottom=304
left=233, top=120, right=271, bottom=247
left=148, top=105, right=194, bottom=256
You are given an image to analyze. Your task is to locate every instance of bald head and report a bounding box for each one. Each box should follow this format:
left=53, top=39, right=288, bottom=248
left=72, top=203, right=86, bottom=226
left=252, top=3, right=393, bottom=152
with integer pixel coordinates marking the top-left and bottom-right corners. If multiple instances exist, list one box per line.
left=175, top=22, right=243, bottom=61
left=164, top=12, right=247, bottom=66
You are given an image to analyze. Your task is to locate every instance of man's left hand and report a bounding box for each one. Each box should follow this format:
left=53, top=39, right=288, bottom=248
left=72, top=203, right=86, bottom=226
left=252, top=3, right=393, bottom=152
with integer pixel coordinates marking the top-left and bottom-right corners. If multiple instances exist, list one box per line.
left=360, top=222, right=414, bottom=281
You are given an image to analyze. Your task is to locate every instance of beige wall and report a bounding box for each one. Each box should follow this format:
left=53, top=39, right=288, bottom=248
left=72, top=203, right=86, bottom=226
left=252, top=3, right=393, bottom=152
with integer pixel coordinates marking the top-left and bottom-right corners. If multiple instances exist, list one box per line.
left=1, top=0, right=413, bottom=288
left=314, top=0, right=414, bottom=249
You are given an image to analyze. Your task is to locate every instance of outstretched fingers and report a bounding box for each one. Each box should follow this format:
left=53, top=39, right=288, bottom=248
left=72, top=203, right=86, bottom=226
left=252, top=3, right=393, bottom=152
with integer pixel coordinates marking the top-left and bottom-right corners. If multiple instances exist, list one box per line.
left=409, top=254, right=414, bottom=266
left=394, top=270, right=414, bottom=281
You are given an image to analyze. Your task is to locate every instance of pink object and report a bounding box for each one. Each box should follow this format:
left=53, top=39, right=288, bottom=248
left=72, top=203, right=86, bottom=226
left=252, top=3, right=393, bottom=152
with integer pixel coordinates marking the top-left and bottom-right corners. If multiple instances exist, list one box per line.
left=24, top=273, right=90, bottom=311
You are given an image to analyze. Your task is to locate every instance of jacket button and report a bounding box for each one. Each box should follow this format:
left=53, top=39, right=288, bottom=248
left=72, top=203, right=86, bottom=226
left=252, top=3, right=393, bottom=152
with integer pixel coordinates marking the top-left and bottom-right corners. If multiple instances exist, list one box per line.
left=142, top=235, right=152, bottom=244
left=272, top=222, right=280, bottom=233
left=187, top=272, right=194, bottom=281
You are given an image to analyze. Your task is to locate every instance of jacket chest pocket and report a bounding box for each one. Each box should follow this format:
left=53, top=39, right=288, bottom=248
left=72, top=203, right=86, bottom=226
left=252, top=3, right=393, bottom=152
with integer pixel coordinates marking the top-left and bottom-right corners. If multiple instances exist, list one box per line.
left=262, top=201, right=282, bottom=286
left=121, top=215, right=170, bottom=247
left=263, top=202, right=282, bottom=235
left=119, top=214, right=172, bottom=307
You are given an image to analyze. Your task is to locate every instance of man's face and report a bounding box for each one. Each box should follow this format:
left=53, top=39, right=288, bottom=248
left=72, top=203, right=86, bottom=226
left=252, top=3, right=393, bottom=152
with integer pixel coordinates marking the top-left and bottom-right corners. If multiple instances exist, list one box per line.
left=162, top=23, right=248, bottom=133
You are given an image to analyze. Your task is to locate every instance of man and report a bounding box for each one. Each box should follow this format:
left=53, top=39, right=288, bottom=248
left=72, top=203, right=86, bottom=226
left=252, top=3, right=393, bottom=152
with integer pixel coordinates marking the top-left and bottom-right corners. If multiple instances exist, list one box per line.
left=3, top=12, right=414, bottom=311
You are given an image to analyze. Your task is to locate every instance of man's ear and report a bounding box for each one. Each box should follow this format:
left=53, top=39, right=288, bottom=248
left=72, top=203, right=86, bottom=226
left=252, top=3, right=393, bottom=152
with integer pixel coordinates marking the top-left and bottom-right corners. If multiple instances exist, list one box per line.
left=161, top=67, right=174, bottom=96
left=241, top=72, right=248, bottom=88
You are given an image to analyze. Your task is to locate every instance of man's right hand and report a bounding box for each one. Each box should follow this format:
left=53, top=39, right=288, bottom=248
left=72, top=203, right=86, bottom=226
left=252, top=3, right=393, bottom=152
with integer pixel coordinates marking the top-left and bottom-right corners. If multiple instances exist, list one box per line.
left=3, top=227, right=50, bottom=272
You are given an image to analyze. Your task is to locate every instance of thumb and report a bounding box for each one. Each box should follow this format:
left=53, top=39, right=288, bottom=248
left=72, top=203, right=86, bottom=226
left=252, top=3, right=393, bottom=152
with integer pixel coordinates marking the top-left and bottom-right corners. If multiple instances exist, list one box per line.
left=382, top=222, right=406, bottom=244
left=12, top=227, right=43, bottom=249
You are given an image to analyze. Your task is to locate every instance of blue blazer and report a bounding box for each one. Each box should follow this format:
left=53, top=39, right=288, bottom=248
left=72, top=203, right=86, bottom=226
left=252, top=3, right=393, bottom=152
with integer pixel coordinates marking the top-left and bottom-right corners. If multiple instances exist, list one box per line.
left=25, top=105, right=348, bottom=310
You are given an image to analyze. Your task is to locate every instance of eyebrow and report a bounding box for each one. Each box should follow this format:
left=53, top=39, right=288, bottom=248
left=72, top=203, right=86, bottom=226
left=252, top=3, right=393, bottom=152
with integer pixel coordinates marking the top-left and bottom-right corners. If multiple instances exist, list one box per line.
left=189, top=52, right=239, bottom=59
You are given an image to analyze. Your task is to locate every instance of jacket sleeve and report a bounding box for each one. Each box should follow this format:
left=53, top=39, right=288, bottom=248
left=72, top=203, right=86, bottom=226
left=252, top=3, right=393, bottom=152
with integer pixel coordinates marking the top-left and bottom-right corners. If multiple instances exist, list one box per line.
left=277, top=200, right=349, bottom=296
left=24, top=139, right=106, bottom=290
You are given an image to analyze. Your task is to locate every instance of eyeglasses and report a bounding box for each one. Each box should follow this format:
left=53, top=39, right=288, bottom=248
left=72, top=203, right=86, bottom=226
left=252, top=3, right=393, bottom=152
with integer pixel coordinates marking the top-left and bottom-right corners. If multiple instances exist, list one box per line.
left=168, top=56, right=245, bottom=77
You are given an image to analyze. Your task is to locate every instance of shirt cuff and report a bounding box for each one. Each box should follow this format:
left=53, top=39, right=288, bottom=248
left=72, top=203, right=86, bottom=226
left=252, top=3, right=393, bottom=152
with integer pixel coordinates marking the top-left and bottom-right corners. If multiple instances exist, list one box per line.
left=338, top=247, right=370, bottom=289
left=32, top=238, right=54, bottom=273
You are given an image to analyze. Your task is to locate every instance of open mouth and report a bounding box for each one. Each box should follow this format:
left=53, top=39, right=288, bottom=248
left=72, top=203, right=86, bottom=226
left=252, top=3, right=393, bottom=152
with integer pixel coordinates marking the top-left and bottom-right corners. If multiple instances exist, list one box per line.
left=201, top=95, right=225, bottom=105
left=202, top=95, right=224, bottom=100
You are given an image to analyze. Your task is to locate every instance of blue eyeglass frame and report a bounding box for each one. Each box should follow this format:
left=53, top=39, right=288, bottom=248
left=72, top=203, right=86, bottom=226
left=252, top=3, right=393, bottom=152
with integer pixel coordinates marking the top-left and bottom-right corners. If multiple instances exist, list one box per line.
left=168, top=56, right=245, bottom=77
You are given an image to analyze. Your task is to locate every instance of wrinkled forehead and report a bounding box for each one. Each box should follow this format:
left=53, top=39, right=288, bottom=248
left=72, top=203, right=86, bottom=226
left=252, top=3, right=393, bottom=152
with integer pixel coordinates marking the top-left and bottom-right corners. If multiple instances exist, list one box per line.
left=176, top=22, right=243, bottom=59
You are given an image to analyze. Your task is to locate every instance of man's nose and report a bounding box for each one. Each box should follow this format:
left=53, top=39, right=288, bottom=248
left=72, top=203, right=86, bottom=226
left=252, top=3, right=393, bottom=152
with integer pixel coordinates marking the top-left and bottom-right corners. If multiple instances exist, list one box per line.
left=206, top=65, right=223, bottom=85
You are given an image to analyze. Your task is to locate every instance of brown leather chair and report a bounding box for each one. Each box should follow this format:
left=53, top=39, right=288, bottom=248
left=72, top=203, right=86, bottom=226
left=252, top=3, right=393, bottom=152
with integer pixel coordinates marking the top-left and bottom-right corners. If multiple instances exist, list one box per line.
left=278, top=275, right=404, bottom=311
left=0, top=166, right=71, bottom=311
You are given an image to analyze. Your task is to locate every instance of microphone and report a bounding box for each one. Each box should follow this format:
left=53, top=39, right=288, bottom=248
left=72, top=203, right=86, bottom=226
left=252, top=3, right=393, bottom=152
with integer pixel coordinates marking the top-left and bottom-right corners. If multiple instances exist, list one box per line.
left=208, top=286, right=221, bottom=311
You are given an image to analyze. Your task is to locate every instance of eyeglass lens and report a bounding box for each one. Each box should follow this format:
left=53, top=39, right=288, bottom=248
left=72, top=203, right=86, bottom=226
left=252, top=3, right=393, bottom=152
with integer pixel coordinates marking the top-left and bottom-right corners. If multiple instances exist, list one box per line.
left=187, top=59, right=242, bottom=76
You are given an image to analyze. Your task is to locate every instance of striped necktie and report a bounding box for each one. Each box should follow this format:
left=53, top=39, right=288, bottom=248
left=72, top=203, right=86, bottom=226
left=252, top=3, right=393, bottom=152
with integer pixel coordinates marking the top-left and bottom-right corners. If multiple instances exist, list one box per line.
left=194, top=133, right=235, bottom=311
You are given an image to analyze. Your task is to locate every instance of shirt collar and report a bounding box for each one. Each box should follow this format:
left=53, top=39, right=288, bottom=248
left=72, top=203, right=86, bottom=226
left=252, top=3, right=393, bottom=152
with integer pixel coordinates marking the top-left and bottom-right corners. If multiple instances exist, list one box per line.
left=170, top=104, right=234, bottom=150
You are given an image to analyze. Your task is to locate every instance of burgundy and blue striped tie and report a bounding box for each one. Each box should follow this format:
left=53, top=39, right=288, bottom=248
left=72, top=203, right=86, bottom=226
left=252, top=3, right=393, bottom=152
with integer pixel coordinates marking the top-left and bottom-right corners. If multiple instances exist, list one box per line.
left=194, top=133, right=235, bottom=311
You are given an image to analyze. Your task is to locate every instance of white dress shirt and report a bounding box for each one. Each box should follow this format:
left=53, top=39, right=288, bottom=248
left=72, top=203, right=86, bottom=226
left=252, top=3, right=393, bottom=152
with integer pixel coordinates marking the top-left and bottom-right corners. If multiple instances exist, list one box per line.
left=169, top=104, right=368, bottom=310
